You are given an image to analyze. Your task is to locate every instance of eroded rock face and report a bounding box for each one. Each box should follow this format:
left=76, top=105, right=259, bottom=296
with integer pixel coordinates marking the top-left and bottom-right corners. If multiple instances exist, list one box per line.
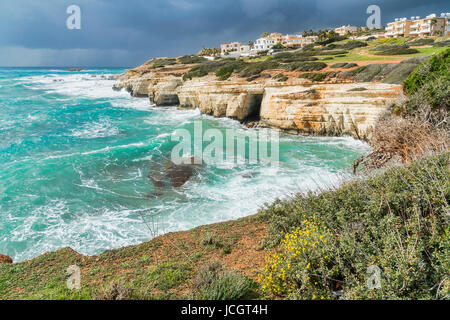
left=0, top=254, right=13, bottom=264
left=177, top=78, right=265, bottom=121
left=260, top=83, right=402, bottom=139
left=114, top=66, right=403, bottom=139
left=148, top=76, right=182, bottom=106
left=113, top=73, right=154, bottom=97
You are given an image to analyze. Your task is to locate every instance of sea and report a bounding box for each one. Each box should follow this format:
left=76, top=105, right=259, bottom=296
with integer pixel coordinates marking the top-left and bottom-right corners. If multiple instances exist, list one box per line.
left=0, top=68, right=370, bottom=262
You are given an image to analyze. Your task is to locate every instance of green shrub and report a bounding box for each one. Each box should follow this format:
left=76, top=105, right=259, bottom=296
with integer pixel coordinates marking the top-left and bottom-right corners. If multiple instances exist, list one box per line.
left=327, top=41, right=367, bottom=50
left=299, top=73, right=326, bottom=82
left=371, top=43, right=409, bottom=52
left=193, top=263, right=252, bottom=300
left=215, top=60, right=248, bottom=80
left=178, top=55, right=207, bottom=64
left=340, top=58, right=425, bottom=84
left=146, top=262, right=190, bottom=291
left=382, top=62, right=420, bottom=84
left=330, top=62, right=357, bottom=69
left=373, top=46, right=419, bottom=55
left=272, top=43, right=285, bottom=50
left=433, top=40, right=450, bottom=47
left=269, top=52, right=318, bottom=63
left=183, top=60, right=246, bottom=80
left=402, top=48, right=449, bottom=113
left=151, top=58, right=178, bottom=68
left=341, top=64, right=385, bottom=82
left=317, top=36, right=348, bottom=45
left=284, top=61, right=327, bottom=71
left=260, top=153, right=450, bottom=300
left=201, top=232, right=217, bottom=245
left=407, top=38, right=435, bottom=46
left=343, top=63, right=358, bottom=69
left=403, top=48, right=449, bottom=95
left=274, top=73, right=288, bottom=82
left=330, top=62, right=348, bottom=68
left=239, top=60, right=280, bottom=78
left=304, top=50, right=349, bottom=56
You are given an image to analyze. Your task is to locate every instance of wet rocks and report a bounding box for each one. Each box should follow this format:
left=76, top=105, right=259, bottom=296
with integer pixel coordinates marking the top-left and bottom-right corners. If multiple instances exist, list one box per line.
left=0, top=254, right=13, bottom=264
left=66, top=68, right=85, bottom=72
left=148, top=157, right=201, bottom=189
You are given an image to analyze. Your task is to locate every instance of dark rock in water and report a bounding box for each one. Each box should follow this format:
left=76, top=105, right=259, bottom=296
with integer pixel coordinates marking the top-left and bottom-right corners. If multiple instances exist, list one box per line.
left=149, top=175, right=166, bottom=188
left=66, top=68, right=85, bottom=72
left=112, top=84, right=122, bottom=91
left=167, top=164, right=195, bottom=188
left=0, top=254, right=12, bottom=264
left=148, top=157, right=201, bottom=188
left=144, top=192, right=162, bottom=199
left=241, top=172, right=256, bottom=179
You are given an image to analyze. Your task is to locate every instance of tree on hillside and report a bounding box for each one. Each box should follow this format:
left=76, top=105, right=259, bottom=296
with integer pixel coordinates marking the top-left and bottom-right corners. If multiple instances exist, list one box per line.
left=199, top=47, right=221, bottom=57
left=261, top=32, right=269, bottom=38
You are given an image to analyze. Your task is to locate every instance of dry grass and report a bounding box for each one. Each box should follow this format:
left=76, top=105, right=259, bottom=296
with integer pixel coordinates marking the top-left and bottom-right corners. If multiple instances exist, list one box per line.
left=354, top=114, right=449, bottom=172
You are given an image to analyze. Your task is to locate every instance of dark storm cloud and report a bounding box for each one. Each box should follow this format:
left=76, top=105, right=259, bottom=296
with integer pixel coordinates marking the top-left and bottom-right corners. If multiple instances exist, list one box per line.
left=0, top=0, right=448, bottom=66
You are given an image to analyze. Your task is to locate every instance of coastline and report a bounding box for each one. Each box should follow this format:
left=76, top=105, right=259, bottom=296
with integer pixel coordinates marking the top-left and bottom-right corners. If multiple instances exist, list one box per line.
left=1, top=45, right=448, bottom=300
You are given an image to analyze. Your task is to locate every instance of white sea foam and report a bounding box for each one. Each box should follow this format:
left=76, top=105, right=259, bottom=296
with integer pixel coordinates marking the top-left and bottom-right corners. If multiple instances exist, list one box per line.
left=70, top=117, right=119, bottom=139
left=7, top=200, right=151, bottom=262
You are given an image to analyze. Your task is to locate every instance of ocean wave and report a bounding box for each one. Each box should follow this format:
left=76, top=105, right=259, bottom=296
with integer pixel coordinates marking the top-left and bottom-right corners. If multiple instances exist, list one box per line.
left=70, top=117, right=119, bottom=139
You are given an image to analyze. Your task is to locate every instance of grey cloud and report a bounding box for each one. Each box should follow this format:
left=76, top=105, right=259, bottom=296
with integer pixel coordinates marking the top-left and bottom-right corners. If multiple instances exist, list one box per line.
left=0, top=0, right=448, bottom=67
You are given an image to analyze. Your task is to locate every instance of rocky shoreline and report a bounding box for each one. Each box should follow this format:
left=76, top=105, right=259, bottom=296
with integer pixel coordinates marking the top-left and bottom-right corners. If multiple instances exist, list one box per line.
left=113, top=63, right=403, bottom=140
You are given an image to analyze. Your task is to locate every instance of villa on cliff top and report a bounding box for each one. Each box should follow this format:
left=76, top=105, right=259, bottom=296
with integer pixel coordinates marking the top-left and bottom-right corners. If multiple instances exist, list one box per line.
left=334, top=25, right=358, bottom=36
left=221, top=33, right=318, bottom=57
left=219, top=11, right=449, bottom=57
left=385, top=13, right=450, bottom=38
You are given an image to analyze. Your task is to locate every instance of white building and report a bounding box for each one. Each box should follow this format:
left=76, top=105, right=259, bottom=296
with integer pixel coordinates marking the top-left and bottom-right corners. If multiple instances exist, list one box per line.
left=385, top=13, right=450, bottom=38
left=409, top=13, right=450, bottom=37
left=283, top=35, right=318, bottom=47
left=335, top=25, right=358, bottom=36
left=254, top=37, right=276, bottom=51
left=220, top=42, right=242, bottom=56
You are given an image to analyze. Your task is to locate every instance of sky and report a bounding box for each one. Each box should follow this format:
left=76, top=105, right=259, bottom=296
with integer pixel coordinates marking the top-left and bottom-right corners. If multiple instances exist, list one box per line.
left=0, top=0, right=448, bottom=67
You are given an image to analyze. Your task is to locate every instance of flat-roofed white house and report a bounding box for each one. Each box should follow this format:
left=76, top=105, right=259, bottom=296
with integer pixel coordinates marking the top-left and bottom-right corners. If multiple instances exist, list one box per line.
left=220, top=42, right=254, bottom=57
left=283, top=35, right=318, bottom=47
left=220, top=42, right=243, bottom=55
left=254, top=37, right=276, bottom=51
left=335, top=25, right=358, bottom=36
left=409, top=13, right=449, bottom=37
left=385, top=18, right=413, bottom=37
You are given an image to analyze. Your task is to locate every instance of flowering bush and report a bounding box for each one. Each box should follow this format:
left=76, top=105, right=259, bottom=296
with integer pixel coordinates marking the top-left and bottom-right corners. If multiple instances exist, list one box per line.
left=260, top=153, right=449, bottom=300
left=259, top=217, right=335, bottom=299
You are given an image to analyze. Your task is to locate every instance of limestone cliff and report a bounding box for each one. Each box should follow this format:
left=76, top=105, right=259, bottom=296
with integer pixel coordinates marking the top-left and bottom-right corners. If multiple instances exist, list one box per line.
left=114, top=64, right=403, bottom=139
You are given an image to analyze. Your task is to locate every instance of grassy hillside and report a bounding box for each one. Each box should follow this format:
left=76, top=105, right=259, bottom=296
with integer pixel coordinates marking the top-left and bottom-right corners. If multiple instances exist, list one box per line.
left=0, top=216, right=267, bottom=300
left=138, top=36, right=449, bottom=84
left=260, top=153, right=449, bottom=299
left=1, top=153, right=448, bottom=300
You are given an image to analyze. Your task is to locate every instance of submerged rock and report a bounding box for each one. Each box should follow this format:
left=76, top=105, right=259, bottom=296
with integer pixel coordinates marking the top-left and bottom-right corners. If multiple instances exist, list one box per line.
left=0, top=254, right=12, bottom=264
left=66, top=68, right=85, bottom=72
left=148, top=157, right=201, bottom=189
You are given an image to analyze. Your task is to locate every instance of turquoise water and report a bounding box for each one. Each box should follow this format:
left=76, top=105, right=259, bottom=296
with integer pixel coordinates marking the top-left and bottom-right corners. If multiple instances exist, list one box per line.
left=0, top=68, right=370, bottom=262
